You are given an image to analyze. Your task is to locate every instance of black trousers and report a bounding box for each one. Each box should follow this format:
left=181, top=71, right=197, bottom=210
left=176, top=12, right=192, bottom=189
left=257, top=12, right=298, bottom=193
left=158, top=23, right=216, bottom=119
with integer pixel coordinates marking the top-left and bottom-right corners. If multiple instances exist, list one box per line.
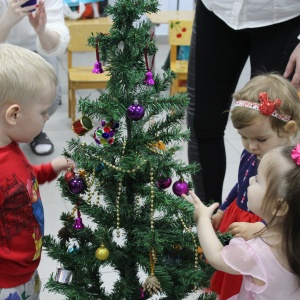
left=187, top=0, right=300, bottom=203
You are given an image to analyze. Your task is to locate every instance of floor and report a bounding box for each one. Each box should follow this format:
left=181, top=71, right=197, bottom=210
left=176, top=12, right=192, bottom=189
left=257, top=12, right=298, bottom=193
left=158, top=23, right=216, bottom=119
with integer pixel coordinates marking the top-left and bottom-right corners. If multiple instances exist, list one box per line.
left=20, top=37, right=249, bottom=299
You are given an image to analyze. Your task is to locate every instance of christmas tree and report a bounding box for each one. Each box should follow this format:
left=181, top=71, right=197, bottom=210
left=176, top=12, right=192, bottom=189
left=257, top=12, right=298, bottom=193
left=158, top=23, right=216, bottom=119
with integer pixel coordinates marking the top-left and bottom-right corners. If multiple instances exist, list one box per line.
left=43, top=0, right=220, bottom=299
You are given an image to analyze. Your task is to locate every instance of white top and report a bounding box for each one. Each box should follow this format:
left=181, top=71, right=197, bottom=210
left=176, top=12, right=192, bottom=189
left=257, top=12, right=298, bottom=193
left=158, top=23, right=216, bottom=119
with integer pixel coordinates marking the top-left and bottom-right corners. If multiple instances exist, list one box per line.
left=222, top=237, right=300, bottom=299
left=0, top=0, right=70, bottom=56
left=201, top=0, right=300, bottom=30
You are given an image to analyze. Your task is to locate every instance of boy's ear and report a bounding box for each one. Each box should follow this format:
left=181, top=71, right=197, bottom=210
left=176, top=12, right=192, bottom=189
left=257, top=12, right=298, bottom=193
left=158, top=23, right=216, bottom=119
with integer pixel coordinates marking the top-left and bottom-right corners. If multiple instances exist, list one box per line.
left=5, top=104, right=21, bottom=125
left=272, top=199, right=289, bottom=217
left=284, top=120, right=297, bottom=136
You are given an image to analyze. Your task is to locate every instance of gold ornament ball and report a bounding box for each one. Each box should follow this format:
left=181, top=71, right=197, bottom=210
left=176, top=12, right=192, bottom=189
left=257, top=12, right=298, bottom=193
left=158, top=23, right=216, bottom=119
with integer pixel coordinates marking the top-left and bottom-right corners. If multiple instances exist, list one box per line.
left=95, top=244, right=109, bottom=261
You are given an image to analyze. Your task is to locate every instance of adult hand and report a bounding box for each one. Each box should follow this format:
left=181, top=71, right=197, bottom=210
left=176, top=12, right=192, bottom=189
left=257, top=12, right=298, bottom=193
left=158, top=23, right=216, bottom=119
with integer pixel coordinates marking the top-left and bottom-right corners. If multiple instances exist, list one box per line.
left=284, top=42, right=300, bottom=86
left=28, top=0, right=46, bottom=34
left=1, top=0, right=36, bottom=28
left=182, top=190, right=219, bottom=224
left=228, top=221, right=265, bottom=240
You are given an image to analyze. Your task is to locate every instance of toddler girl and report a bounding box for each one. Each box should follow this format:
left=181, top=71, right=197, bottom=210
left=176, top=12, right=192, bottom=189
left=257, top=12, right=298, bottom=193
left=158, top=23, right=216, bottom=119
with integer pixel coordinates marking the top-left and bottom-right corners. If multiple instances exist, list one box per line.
left=210, top=73, right=300, bottom=299
left=182, top=142, right=300, bottom=298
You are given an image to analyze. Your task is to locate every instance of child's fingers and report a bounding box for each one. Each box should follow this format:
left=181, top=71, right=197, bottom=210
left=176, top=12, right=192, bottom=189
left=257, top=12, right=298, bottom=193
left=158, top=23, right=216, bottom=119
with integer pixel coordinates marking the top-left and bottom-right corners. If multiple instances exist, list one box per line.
left=208, top=203, right=220, bottom=215
left=181, top=193, right=195, bottom=205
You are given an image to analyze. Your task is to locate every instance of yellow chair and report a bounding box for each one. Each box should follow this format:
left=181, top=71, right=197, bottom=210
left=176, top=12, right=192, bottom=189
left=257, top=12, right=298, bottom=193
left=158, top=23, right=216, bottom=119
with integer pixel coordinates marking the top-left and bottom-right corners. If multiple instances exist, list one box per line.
left=67, top=21, right=111, bottom=121
left=168, top=19, right=193, bottom=95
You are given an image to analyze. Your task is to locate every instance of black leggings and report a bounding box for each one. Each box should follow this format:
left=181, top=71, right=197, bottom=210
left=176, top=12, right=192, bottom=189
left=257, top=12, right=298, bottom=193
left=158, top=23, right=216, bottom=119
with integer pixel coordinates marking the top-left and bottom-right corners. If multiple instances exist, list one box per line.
left=187, top=0, right=300, bottom=203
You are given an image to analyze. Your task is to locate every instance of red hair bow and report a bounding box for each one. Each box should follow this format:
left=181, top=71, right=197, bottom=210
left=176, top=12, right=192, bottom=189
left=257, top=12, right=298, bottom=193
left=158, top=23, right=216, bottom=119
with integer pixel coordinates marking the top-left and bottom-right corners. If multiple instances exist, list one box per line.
left=258, top=92, right=282, bottom=116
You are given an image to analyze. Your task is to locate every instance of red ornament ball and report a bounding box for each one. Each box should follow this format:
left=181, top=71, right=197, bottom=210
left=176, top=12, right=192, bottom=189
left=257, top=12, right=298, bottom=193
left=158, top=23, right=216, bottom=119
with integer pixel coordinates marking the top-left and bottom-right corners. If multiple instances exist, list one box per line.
left=64, top=168, right=75, bottom=183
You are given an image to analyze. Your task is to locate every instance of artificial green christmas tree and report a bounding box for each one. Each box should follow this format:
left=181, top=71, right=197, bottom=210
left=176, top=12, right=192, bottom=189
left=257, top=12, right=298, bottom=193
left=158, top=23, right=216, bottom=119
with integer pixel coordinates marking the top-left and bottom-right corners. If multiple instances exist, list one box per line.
left=43, top=0, right=220, bottom=299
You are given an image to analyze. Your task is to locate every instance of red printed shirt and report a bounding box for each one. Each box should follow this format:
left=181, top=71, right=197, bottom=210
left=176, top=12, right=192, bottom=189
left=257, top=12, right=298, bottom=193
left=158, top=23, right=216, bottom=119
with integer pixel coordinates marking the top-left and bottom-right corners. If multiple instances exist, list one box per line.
left=0, top=142, right=57, bottom=288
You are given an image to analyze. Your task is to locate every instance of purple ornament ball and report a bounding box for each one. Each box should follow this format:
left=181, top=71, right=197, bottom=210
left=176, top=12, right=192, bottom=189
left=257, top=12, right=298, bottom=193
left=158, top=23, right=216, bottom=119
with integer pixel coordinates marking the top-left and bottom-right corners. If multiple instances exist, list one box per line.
left=68, top=176, right=86, bottom=194
left=127, top=103, right=145, bottom=121
left=156, top=177, right=172, bottom=189
left=172, top=180, right=189, bottom=196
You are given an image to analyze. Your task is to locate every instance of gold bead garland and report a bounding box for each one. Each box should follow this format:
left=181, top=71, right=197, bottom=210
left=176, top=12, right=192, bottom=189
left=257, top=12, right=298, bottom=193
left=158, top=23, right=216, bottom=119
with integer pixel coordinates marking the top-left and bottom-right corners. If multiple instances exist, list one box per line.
left=116, top=180, right=122, bottom=238
left=146, top=144, right=164, bottom=155
left=115, top=140, right=126, bottom=237
left=178, top=214, right=200, bottom=291
left=150, top=167, right=155, bottom=232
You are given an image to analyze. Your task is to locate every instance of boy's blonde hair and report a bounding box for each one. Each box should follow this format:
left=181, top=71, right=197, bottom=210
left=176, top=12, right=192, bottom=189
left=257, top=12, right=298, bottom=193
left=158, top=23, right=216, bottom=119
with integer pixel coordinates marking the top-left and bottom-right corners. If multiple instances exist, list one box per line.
left=231, top=73, right=300, bottom=136
left=0, top=43, right=57, bottom=106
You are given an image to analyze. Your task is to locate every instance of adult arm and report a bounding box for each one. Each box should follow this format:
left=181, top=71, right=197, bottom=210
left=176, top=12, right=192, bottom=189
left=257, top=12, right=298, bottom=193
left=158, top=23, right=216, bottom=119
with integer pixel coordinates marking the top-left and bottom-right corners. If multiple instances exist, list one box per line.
left=0, top=0, right=70, bottom=56
left=33, top=0, right=70, bottom=56
left=28, top=0, right=60, bottom=52
left=0, top=0, right=35, bottom=41
left=284, top=40, right=300, bottom=86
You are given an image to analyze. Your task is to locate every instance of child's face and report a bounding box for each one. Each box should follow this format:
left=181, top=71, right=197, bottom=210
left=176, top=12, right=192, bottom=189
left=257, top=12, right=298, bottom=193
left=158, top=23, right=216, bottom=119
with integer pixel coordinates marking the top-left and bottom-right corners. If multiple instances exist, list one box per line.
left=247, top=157, right=268, bottom=219
left=13, top=85, right=56, bottom=143
left=238, top=115, right=290, bottom=159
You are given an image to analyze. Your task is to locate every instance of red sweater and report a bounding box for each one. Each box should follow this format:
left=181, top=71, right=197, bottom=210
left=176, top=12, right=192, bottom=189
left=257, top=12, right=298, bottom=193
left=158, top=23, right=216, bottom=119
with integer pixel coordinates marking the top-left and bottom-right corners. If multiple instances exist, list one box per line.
left=0, top=142, right=57, bottom=288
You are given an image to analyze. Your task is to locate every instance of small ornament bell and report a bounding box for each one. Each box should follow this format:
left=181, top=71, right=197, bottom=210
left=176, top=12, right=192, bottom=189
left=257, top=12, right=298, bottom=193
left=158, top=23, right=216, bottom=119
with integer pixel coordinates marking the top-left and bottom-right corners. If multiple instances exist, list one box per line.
left=144, top=71, right=155, bottom=86
left=172, top=178, right=189, bottom=196
left=92, top=61, right=104, bottom=74
left=92, top=37, right=104, bottom=74
left=73, top=210, right=85, bottom=230
left=127, top=100, right=145, bottom=121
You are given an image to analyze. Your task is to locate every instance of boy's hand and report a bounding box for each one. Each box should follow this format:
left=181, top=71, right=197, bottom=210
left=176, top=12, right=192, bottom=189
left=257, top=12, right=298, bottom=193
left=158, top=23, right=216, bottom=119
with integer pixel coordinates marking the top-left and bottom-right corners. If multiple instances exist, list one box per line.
left=51, top=156, right=75, bottom=175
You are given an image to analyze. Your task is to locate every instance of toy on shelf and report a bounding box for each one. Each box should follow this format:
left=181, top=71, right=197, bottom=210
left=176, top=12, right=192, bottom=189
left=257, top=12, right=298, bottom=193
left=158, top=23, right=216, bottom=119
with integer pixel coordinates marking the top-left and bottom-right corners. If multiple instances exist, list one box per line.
left=63, top=0, right=104, bottom=20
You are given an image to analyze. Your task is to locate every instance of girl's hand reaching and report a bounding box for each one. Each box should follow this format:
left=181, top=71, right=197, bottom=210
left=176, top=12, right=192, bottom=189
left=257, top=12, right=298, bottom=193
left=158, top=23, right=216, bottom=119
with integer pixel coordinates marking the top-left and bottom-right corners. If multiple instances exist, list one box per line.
left=181, top=191, right=220, bottom=224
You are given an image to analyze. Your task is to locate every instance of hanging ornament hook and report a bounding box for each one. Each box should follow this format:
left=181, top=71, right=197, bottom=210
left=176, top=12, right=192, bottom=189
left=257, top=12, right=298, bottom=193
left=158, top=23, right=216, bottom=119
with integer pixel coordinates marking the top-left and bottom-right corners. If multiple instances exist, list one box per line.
left=92, top=36, right=104, bottom=74
left=143, top=32, right=155, bottom=86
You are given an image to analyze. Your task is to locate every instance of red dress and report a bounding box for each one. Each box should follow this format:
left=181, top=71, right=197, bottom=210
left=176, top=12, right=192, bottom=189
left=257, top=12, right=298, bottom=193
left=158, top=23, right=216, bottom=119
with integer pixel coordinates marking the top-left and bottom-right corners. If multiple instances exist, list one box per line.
left=210, top=150, right=262, bottom=299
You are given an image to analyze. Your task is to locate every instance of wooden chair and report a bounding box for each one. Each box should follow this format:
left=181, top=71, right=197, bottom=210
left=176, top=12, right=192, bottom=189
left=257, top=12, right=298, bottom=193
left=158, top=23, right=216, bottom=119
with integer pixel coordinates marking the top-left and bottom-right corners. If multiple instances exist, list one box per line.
left=168, top=20, right=193, bottom=95
left=67, top=21, right=111, bottom=121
